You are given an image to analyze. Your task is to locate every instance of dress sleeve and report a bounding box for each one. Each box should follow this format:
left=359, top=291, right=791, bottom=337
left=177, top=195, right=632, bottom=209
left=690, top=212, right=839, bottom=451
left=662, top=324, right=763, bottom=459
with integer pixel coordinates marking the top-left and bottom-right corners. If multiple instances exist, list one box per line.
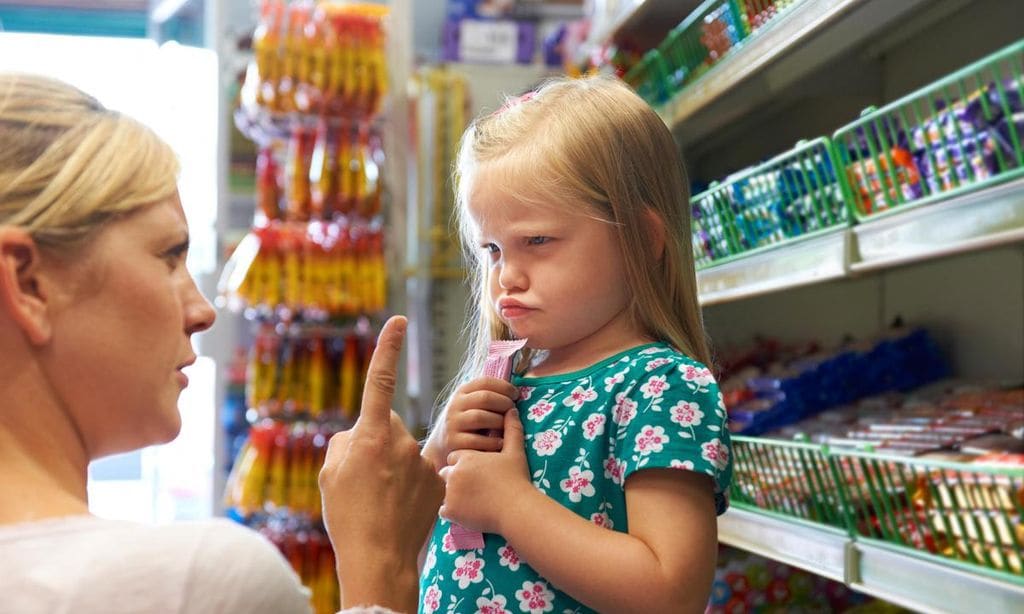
left=609, top=357, right=733, bottom=514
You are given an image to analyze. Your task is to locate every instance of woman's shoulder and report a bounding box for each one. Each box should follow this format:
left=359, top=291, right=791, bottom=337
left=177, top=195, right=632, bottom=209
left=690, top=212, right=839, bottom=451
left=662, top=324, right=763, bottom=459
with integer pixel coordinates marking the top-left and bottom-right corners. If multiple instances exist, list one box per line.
left=0, top=516, right=311, bottom=613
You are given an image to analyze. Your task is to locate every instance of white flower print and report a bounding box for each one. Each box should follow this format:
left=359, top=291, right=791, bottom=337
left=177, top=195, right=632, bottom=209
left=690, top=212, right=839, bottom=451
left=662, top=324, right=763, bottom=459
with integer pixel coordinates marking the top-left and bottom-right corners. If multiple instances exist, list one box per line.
left=498, top=544, right=521, bottom=571
left=669, top=400, right=704, bottom=427
left=715, top=392, right=728, bottom=418
left=515, top=581, right=555, bottom=614
left=452, top=552, right=485, bottom=589
left=702, top=438, right=730, bottom=471
left=644, top=357, right=673, bottom=371
left=635, top=425, right=669, bottom=455
left=476, top=595, right=512, bottom=614
left=603, top=455, right=626, bottom=485
left=640, top=346, right=668, bottom=355
left=590, top=511, right=614, bottom=529
left=562, top=385, right=597, bottom=410
left=518, top=386, right=535, bottom=401
left=423, top=543, right=437, bottom=576
left=441, top=527, right=458, bottom=553
left=582, top=413, right=606, bottom=441
left=527, top=400, right=555, bottom=422
left=559, top=466, right=596, bottom=503
left=670, top=459, right=695, bottom=471
left=532, top=429, right=563, bottom=457
left=611, top=393, right=638, bottom=426
left=681, top=364, right=715, bottom=387
left=639, top=375, right=670, bottom=399
left=423, top=584, right=441, bottom=614
left=603, top=369, right=627, bottom=392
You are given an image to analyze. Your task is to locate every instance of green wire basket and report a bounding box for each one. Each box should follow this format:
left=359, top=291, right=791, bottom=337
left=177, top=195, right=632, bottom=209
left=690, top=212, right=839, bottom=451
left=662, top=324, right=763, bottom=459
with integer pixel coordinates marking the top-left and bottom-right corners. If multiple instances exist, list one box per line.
left=623, top=48, right=671, bottom=107
left=833, top=39, right=1024, bottom=221
left=832, top=448, right=1024, bottom=582
left=691, top=137, right=851, bottom=269
left=730, top=436, right=1024, bottom=582
left=656, top=0, right=748, bottom=96
left=730, top=436, right=850, bottom=530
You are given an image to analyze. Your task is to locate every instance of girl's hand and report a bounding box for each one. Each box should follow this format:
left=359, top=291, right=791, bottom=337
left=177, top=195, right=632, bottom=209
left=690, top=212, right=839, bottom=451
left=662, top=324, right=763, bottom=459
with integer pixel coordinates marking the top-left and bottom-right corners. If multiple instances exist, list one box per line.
left=439, top=408, right=533, bottom=535
left=427, top=376, right=519, bottom=469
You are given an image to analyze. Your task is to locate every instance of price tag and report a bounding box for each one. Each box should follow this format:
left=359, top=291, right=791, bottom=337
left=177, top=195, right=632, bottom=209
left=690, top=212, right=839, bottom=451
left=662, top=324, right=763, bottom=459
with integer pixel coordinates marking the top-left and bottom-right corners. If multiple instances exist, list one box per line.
left=460, top=20, right=519, bottom=64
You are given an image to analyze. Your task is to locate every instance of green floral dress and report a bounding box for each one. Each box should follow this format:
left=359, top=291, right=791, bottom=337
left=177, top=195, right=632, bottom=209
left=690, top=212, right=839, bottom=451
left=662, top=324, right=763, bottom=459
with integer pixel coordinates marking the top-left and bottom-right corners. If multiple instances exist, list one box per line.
left=419, top=343, right=732, bottom=614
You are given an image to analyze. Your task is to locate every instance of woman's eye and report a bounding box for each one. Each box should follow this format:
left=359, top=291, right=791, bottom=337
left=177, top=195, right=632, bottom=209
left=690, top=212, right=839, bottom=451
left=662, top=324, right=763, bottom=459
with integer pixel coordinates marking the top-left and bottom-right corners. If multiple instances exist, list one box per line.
left=162, top=244, right=189, bottom=269
left=526, top=236, right=550, bottom=246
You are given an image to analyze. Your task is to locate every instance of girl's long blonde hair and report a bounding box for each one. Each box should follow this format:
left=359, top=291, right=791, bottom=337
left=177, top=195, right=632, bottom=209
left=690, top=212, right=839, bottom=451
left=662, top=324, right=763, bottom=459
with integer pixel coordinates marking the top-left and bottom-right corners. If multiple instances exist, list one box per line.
left=0, top=73, right=179, bottom=252
left=438, top=75, right=710, bottom=421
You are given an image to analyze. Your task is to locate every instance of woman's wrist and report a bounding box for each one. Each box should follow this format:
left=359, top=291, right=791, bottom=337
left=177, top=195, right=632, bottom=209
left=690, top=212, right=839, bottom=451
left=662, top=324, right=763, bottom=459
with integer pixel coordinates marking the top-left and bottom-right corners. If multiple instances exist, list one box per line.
left=338, top=554, right=420, bottom=612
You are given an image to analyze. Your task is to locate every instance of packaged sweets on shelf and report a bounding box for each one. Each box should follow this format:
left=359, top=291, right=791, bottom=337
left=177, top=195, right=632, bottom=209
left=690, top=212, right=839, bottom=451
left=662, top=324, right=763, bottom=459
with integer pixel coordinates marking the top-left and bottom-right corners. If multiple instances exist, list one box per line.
left=719, top=326, right=948, bottom=435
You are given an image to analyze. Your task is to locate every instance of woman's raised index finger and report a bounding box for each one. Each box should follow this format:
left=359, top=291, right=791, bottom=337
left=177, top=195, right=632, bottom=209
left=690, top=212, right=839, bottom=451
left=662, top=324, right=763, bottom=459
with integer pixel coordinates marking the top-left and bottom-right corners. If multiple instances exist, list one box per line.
left=356, top=315, right=406, bottom=428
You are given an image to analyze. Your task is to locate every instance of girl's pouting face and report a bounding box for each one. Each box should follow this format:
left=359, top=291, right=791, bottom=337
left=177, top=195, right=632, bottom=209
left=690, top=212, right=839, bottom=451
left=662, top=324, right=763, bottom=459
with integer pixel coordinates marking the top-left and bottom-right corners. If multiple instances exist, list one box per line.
left=467, top=165, right=647, bottom=375
left=42, top=194, right=216, bottom=459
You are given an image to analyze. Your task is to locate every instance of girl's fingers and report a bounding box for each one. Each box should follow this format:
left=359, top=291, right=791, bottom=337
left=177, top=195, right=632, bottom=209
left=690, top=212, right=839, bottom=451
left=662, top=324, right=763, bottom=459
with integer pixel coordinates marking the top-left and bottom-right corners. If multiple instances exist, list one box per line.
left=448, top=433, right=505, bottom=453
left=457, top=377, right=520, bottom=400
left=453, top=408, right=506, bottom=432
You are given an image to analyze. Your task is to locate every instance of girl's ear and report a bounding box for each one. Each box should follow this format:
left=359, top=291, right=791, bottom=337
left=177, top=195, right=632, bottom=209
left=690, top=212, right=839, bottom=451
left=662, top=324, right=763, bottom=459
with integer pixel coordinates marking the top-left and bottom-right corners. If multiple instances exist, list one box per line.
left=642, top=208, right=667, bottom=262
left=0, top=227, right=53, bottom=345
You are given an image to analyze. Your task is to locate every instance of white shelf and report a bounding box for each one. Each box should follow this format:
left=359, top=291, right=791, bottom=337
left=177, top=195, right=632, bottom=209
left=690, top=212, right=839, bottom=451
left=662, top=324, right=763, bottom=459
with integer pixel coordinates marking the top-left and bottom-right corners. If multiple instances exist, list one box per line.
left=851, top=540, right=1024, bottom=614
left=719, top=508, right=1024, bottom=613
left=718, top=508, right=850, bottom=583
left=657, top=0, right=933, bottom=148
left=851, top=177, right=1024, bottom=274
left=697, top=179, right=1024, bottom=305
left=697, top=227, right=850, bottom=306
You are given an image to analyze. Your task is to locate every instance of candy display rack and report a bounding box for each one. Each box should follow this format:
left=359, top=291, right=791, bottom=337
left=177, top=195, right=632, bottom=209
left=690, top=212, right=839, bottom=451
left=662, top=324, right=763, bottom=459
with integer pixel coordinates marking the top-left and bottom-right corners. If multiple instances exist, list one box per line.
left=217, top=3, right=393, bottom=612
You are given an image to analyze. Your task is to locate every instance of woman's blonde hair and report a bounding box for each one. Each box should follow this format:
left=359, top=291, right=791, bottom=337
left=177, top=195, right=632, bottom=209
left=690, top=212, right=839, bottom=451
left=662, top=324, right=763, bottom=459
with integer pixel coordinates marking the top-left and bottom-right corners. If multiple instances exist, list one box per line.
left=442, top=75, right=710, bottom=418
left=0, top=73, right=179, bottom=251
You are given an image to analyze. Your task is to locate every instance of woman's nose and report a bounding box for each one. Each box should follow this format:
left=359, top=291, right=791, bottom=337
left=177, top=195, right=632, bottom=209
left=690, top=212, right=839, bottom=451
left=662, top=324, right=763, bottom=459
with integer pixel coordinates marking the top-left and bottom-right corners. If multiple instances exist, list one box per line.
left=184, top=279, right=216, bottom=335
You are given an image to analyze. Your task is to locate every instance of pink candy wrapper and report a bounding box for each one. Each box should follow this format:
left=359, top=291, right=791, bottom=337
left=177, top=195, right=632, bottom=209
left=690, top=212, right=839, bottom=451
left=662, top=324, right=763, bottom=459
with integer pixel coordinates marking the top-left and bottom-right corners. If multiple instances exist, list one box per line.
left=450, top=338, right=528, bottom=551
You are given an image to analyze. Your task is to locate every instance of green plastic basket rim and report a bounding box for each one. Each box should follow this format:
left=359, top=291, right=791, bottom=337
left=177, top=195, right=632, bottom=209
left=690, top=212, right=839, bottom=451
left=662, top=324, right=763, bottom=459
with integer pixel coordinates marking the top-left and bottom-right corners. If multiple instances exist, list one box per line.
left=832, top=38, right=1024, bottom=141
left=829, top=446, right=1024, bottom=478
left=692, top=136, right=838, bottom=201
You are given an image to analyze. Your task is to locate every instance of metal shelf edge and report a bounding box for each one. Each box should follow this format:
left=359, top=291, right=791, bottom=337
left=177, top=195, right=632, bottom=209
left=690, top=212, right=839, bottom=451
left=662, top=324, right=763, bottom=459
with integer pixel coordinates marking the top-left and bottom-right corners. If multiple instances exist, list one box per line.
left=850, top=540, right=1024, bottom=614
left=718, top=508, right=849, bottom=582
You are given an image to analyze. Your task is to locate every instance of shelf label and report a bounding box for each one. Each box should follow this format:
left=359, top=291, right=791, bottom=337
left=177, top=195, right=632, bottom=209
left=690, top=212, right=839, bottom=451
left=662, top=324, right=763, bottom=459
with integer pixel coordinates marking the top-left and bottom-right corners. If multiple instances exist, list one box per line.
left=460, top=20, right=519, bottom=64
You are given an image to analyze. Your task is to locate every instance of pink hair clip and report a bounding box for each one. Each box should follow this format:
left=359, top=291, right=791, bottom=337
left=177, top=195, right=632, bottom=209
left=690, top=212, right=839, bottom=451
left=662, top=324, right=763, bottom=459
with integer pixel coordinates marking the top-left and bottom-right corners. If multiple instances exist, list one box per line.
left=493, top=90, right=537, bottom=116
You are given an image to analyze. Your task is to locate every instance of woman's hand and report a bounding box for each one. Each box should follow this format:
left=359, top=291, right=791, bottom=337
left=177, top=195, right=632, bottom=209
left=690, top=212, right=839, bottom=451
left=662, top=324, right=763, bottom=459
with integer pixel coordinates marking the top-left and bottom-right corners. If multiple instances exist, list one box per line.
left=319, top=316, right=444, bottom=613
left=438, top=408, right=534, bottom=535
left=423, top=376, right=519, bottom=470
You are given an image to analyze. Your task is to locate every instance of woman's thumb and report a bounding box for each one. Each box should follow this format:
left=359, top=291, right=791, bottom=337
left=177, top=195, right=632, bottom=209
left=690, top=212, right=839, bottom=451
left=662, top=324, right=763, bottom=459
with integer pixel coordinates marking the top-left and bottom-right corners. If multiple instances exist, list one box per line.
left=501, top=409, right=525, bottom=454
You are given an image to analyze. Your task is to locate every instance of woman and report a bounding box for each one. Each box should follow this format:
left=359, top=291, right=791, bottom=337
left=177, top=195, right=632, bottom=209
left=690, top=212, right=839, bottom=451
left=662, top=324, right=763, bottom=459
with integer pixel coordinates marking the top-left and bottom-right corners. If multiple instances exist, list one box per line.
left=0, top=73, right=441, bottom=613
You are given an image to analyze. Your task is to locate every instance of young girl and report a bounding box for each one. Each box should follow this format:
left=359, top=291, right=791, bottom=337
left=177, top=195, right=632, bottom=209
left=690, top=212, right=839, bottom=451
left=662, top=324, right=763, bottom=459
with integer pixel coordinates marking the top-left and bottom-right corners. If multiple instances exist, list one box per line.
left=420, top=75, right=732, bottom=614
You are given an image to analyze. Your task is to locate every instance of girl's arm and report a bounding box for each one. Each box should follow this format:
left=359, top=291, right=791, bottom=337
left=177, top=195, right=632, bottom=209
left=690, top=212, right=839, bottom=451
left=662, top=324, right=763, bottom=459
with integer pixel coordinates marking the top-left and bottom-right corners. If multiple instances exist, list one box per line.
left=441, top=410, right=719, bottom=614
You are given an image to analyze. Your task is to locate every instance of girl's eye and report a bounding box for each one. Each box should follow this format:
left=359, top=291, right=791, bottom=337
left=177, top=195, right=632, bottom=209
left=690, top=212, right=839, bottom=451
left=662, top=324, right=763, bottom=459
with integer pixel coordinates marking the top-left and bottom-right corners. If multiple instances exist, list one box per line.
left=482, top=243, right=500, bottom=255
left=526, top=236, right=550, bottom=246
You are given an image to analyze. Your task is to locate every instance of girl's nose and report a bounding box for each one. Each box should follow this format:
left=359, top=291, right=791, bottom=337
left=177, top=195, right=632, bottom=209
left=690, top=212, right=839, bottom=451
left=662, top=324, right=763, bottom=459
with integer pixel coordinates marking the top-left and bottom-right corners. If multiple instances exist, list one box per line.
left=497, top=257, right=528, bottom=291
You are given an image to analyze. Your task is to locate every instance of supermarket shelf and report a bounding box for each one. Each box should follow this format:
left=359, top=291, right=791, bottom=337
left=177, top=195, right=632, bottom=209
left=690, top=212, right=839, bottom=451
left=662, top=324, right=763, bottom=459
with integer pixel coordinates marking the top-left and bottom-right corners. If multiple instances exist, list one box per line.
left=850, top=540, right=1024, bottom=614
left=719, top=508, right=1024, bottom=613
left=579, top=0, right=697, bottom=65
left=658, top=0, right=931, bottom=148
left=697, top=227, right=850, bottom=306
left=851, top=177, right=1024, bottom=274
left=697, top=179, right=1024, bottom=305
left=718, top=508, right=850, bottom=583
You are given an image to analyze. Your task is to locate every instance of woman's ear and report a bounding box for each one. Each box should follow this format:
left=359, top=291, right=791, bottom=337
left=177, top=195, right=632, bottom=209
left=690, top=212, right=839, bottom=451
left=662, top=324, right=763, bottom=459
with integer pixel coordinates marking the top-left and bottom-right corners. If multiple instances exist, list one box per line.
left=643, top=208, right=667, bottom=262
left=0, top=227, right=53, bottom=345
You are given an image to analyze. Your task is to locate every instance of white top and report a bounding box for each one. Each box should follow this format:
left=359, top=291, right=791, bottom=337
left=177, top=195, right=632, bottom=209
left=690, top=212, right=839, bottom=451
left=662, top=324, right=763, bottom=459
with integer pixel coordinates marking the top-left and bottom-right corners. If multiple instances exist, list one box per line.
left=0, top=515, right=313, bottom=614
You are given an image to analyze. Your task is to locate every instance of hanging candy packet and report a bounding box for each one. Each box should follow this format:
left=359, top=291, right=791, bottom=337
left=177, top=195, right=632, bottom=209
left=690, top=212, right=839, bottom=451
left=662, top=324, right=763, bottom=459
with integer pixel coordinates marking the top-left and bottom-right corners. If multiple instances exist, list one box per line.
left=450, top=337, right=529, bottom=550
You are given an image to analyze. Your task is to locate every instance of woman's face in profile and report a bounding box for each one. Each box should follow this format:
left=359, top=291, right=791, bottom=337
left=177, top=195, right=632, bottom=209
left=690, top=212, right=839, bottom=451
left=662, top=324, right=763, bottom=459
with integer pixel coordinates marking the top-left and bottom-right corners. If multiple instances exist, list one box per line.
left=43, top=193, right=216, bottom=459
